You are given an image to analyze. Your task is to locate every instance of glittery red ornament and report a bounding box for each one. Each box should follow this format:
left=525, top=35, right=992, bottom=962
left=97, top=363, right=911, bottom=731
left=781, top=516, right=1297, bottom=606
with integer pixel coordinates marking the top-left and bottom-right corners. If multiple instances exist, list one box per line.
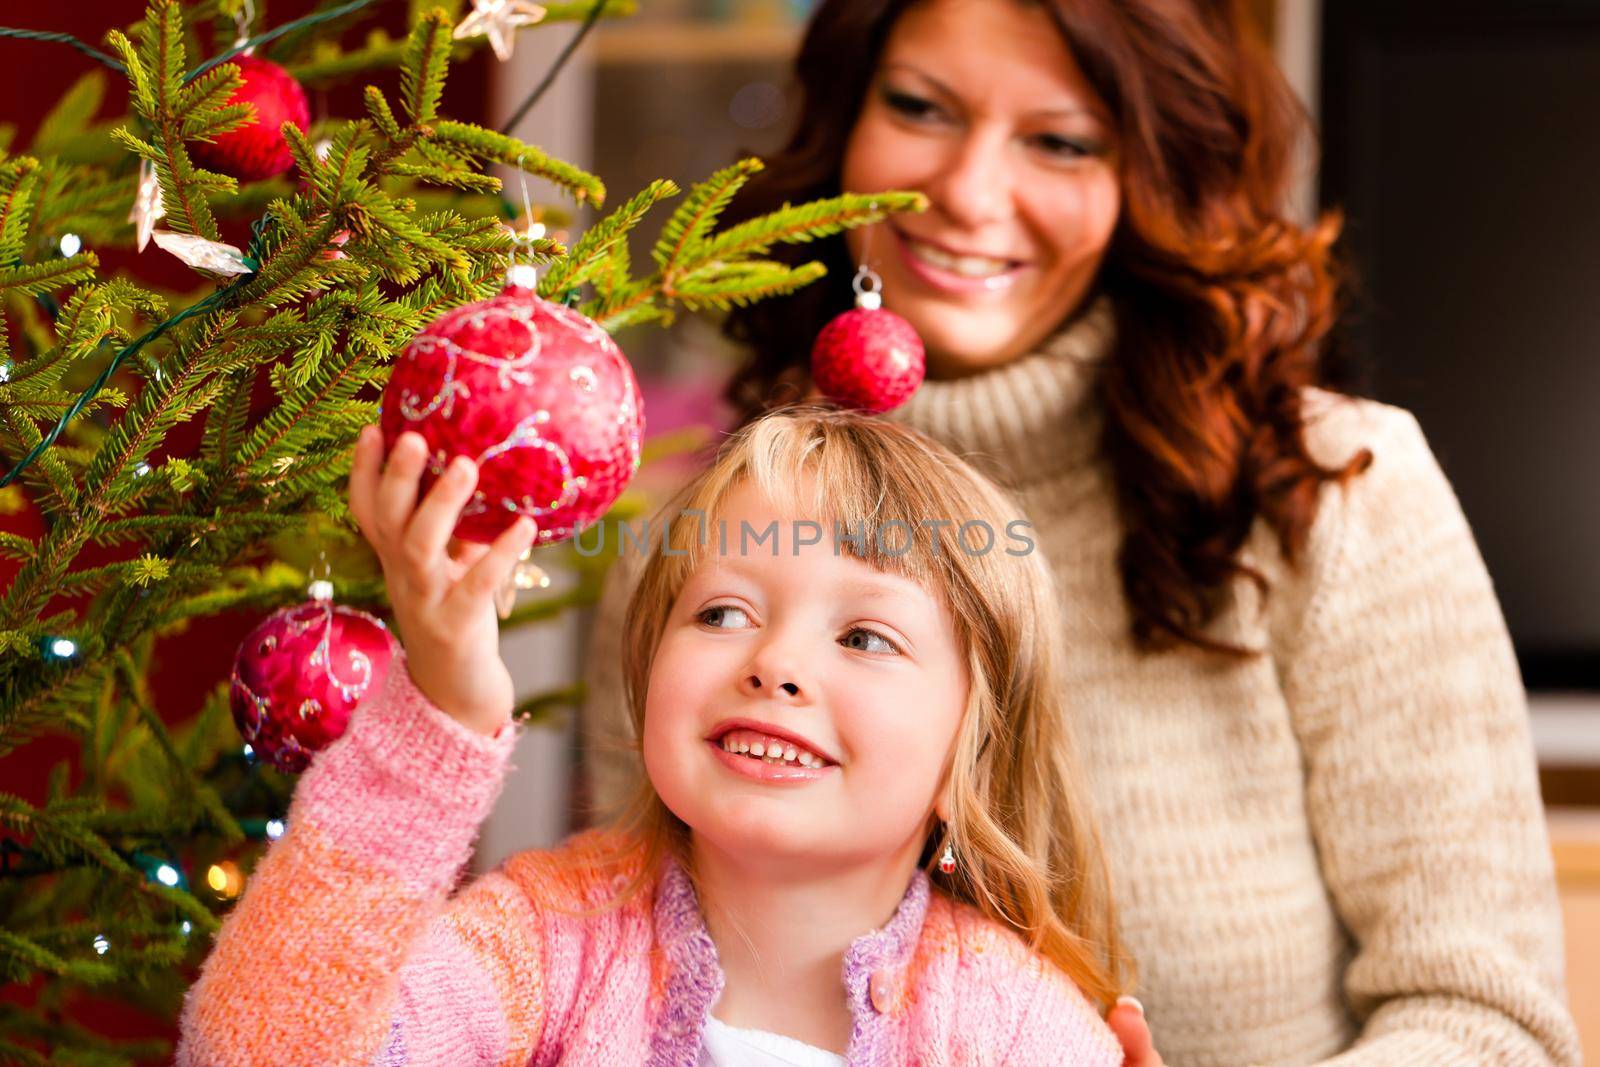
left=188, top=55, right=310, bottom=182
left=810, top=287, right=925, bottom=414
left=379, top=273, right=645, bottom=545
left=229, top=584, right=395, bottom=773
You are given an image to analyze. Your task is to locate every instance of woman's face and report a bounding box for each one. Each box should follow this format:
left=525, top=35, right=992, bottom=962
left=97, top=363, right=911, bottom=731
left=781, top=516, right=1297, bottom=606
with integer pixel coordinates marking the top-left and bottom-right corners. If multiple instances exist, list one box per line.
left=643, top=477, right=970, bottom=876
left=840, top=0, right=1121, bottom=378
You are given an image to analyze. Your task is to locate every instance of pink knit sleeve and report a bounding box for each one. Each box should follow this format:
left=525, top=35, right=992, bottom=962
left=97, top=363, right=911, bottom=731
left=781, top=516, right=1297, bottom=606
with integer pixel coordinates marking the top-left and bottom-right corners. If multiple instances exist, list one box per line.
left=175, top=651, right=539, bottom=1067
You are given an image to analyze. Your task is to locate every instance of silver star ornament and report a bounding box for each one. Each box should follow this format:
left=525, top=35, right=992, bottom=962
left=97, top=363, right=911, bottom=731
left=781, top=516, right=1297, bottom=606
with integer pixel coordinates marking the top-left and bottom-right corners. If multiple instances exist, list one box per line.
left=129, top=159, right=166, bottom=253
left=151, top=231, right=254, bottom=277
left=453, top=0, right=547, bottom=62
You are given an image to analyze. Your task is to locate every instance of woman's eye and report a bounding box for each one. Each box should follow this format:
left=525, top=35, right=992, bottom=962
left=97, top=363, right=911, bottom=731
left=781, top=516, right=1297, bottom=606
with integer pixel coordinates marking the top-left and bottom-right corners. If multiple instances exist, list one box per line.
left=1031, top=133, right=1096, bottom=160
left=841, top=627, right=901, bottom=656
left=697, top=605, right=749, bottom=629
left=883, top=89, right=942, bottom=121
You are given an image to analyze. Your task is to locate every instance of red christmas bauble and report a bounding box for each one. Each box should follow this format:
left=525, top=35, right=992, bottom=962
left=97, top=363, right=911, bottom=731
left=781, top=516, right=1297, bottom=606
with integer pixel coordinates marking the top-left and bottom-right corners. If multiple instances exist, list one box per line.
left=379, top=277, right=645, bottom=545
left=810, top=303, right=925, bottom=413
left=188, top=55, right=310, bottom=182
left=229, top=589, right=396, bottom=773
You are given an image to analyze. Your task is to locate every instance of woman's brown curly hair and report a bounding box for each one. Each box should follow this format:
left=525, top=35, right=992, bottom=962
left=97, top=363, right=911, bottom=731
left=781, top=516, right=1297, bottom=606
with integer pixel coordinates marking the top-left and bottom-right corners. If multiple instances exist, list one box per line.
left=718, top=0, right=1373, bottom=658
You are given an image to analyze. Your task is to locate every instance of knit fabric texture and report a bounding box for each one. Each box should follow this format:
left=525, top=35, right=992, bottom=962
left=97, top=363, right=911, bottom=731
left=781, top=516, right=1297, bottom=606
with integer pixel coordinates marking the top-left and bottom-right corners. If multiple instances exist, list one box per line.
left=578, top=294, right=1580, bottom=1066
left=175, top=652, right=1124, bottom=1066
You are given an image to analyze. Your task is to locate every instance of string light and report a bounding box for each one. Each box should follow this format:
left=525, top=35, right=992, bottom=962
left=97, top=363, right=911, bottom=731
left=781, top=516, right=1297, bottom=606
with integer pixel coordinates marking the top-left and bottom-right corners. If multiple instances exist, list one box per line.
left=45, top=637, right=77, bottom=659
left=59, top=233, right=82, bottom=257
left=92, top=934, right=109, bottom=955
left=206, top=860, right=242, bottom=899
left=155, top=863, right=180, bottom=887
left=180, top=920, right=193, bottom=936
left=242, top=743, right=255, bottom=761
left=265, top=819, right=285, bottom=841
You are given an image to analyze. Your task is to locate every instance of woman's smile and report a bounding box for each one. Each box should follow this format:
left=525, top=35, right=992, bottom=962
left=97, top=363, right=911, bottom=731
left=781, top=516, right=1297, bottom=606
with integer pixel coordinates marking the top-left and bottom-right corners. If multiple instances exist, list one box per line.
left=891, top=222, right=1030, bottom=295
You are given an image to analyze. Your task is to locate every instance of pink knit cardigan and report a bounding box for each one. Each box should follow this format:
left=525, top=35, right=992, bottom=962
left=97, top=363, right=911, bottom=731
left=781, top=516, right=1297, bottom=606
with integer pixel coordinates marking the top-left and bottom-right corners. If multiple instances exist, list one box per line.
left=176, top=653, right=1123, bottom=1066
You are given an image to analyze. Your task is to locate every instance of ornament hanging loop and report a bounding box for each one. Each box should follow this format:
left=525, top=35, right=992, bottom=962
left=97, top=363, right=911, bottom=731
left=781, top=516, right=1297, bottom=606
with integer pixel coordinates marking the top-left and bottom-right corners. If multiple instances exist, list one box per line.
left=504, top=155, right=545, bottom=291
left=307, top=550, right=333, bottom=601
left=852, top=264, right=884, bottom=312
left=494, top=522, right=550, bottom=620
left=852, top=200, right=883, bottom=310
left=232, top=0, right=257, bottom=51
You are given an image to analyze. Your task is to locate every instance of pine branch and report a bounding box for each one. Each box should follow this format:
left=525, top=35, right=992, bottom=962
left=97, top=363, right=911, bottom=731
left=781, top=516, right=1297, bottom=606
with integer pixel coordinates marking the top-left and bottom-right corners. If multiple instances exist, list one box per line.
left=652, top=157, right=762, bottom=275
left=702, top=190, right=929, bottom=261
left=106, top=2, right=242, bottom=241
left=0, top=157, right=40, bottom=266
left=671, top=260, right=829, bottom=312
left=397, top=7, right=451, bottom=126
left=539, top=178, right=677, bottom=298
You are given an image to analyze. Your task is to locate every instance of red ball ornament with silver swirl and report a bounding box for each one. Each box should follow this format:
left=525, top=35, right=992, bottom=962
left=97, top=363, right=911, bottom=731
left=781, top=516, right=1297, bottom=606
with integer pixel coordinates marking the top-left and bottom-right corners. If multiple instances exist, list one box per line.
left=229, top=570, right=396, bottom=773
left=377, top=244, right=645, bottom=614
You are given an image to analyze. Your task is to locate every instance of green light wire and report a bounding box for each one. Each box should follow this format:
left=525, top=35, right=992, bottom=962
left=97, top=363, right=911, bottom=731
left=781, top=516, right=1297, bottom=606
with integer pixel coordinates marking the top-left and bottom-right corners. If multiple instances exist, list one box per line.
left=0, top=27, right=125, bottom=73
left=0, top=218, right=270, bottom=489
left=1, top=0, right=383, bottom=81
left=184, top=0, right=380, bottom=84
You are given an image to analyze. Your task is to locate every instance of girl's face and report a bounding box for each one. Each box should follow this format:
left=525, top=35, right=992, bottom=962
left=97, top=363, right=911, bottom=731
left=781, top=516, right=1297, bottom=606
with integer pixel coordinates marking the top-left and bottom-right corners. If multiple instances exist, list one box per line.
left=643, top=478, right=970, bottom=875
left=840, top=0, right=1121, bottom=378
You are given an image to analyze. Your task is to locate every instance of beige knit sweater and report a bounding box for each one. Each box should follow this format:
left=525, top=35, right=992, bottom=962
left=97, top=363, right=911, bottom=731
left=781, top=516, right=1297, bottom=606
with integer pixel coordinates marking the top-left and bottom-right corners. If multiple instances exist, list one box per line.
left=574, top=296, right=1580, bottom=1066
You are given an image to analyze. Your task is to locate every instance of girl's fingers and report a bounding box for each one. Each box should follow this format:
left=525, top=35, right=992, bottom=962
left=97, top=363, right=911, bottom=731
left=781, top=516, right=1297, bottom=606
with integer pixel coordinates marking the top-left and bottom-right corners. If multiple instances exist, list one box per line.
left=374, top=431, right=430, bottom=543
left=448, top=536, right=492, bottom=570
left=347, top=425, right=383, bottom=540
left=403, top=454, right=479, bottom=577
left=455, top=516, right=538, bottom=607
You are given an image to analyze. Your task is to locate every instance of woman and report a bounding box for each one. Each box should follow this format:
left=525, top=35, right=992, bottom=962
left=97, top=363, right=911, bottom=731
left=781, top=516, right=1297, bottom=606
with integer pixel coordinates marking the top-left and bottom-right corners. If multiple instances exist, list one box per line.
left=577, top=1, right=1580, bottom=1063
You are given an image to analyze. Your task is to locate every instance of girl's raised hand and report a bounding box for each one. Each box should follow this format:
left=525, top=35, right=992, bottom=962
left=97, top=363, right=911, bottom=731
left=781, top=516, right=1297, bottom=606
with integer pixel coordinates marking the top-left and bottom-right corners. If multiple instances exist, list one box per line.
left=347, top=425, right=538, bottom=737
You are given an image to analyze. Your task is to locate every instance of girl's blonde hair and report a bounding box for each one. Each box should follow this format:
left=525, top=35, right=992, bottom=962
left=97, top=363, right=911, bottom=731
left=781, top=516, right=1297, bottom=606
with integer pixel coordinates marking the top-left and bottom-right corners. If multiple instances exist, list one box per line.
left=601, top=403, right=1130, bottom=1008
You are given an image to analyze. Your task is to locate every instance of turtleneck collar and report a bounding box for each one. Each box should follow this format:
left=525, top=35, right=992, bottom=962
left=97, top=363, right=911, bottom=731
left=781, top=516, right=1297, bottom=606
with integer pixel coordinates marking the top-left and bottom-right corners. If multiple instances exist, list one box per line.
left=883, top=293, right=1116, bottom=490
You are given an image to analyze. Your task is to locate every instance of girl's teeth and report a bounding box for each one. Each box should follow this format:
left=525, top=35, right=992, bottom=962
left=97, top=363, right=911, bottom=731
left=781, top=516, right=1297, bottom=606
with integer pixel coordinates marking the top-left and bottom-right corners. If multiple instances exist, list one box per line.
left=717, top=729, right=828, bottom=767
left=908, top=239, right=1012, bottom=277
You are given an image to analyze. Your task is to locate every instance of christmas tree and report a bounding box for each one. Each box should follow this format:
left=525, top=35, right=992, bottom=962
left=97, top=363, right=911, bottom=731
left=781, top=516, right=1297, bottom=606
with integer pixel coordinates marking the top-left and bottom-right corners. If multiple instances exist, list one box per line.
left=0, top=2, right=922, bottom=1060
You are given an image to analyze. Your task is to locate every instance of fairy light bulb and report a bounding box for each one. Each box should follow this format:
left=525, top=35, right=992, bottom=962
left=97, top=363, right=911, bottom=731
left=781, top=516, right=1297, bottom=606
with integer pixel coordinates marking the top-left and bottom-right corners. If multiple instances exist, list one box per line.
left=206, top=860, right=242, bottom=898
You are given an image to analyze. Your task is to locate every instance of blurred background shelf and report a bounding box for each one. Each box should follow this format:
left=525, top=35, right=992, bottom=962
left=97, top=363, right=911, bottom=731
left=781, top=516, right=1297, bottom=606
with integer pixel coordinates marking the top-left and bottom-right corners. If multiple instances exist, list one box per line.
left=594, top=21, right=801, bottom=65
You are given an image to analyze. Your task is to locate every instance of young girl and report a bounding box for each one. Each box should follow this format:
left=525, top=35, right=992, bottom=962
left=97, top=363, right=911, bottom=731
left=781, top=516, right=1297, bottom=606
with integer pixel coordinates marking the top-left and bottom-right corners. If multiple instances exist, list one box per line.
left=176, top=405, right=1131, bottom=1065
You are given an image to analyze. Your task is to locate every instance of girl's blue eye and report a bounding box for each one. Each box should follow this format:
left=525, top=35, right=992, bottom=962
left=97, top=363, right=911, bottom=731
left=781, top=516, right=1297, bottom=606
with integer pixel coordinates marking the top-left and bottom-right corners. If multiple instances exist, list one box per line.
left=842, top=627, right=901, bottom=656
left=697, top=605, right=749, bottom=629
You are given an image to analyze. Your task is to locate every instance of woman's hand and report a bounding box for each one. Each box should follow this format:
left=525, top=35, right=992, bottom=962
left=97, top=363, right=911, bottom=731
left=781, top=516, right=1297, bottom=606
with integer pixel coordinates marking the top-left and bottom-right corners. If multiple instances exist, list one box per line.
left=1108, top=997, right=1165, bottom=1067
left=347, top=425, right=538, bottom=736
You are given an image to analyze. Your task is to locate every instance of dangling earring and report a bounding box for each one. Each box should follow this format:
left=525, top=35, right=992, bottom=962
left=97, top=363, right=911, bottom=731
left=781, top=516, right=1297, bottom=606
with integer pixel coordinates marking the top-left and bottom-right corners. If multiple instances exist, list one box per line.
left=939, top=840, right=957, bottom=875
left=809, top=209, right=925, bottom=414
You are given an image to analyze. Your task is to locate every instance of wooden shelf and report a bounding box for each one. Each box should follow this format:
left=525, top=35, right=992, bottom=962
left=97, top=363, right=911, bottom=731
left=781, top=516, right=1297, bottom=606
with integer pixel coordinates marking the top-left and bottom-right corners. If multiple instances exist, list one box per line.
left=594, top=21, right=801, bottom=66
left=1551, top=806, right=1600, bottom=888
